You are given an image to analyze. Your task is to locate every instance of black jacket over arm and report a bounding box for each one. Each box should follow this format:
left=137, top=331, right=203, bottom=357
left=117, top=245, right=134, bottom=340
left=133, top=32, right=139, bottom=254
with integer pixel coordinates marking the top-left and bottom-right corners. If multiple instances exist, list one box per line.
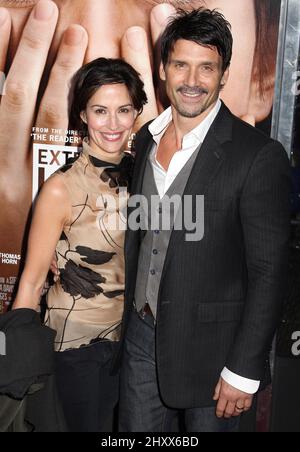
left=0, top=309, right=66, bottom=432
left=115, top=103, right=291, bottom=409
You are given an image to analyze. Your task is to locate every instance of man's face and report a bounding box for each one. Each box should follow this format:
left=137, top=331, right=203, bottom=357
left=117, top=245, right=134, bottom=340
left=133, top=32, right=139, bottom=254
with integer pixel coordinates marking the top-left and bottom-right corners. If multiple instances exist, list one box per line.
left=160, top=39, right=229, bottom=120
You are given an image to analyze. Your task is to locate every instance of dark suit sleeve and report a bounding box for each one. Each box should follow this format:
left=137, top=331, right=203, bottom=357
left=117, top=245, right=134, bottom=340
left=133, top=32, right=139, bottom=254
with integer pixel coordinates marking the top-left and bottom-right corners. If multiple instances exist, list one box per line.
left=226, top=141, right=291, bottom=380
left=133, top=121, right=152, bottom=159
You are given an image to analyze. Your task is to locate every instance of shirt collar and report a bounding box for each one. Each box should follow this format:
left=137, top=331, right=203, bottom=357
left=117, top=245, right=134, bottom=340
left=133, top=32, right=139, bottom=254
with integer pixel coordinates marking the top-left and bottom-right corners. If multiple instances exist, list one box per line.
left=148, top=99, right=222, bottom=149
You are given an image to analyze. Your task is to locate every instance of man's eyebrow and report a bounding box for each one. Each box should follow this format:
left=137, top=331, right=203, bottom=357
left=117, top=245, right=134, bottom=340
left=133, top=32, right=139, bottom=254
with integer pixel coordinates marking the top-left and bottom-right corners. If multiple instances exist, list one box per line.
left=170, top=59, right=186, bottom=64
left=199, top=61, right=219, bottom=67
left=170, top=60, right=218, bottom=67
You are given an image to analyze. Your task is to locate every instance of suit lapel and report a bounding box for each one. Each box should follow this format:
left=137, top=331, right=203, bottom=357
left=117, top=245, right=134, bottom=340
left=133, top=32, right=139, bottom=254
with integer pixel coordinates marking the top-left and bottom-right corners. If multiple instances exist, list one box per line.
left=131, top=135, right=154, bottom=195
left=125, top=128, right=154, bottom=268
left=183, top=132, right=225, bottom=196
left=161, top=103, right=234, bottom=277
left=127, top=103, right=235, bottom=292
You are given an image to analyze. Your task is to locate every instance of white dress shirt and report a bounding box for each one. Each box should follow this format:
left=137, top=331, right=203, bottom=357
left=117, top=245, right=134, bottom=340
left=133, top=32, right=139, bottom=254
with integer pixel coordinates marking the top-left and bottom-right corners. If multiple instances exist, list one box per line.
left=148, top=99, right=260, bottom=394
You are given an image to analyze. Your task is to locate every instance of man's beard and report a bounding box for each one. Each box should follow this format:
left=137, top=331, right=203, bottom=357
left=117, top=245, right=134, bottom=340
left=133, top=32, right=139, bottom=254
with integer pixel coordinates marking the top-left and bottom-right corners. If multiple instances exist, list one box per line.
left=176, top=105, right=207, bottom=118
left=175, top=85, right=211, bottom=118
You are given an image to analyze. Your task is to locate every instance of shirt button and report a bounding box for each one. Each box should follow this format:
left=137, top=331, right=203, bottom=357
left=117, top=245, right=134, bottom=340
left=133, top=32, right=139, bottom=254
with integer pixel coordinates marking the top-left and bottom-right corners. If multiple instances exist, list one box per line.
left=153, top=249, right=158, bottom=255
left=150, top=269, right=156, bottom=276
left=154, top=230, right=160, bottom=235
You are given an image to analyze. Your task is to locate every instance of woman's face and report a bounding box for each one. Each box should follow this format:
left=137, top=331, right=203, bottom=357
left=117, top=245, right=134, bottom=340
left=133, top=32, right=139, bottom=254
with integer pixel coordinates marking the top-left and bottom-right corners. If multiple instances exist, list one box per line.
left=81, top=83, right=137, bottom=156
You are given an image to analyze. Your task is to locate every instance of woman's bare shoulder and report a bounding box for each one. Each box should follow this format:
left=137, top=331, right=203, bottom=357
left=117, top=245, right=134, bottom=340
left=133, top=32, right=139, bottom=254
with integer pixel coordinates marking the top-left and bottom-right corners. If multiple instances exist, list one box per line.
left=39, top=173, right=70, bottom=203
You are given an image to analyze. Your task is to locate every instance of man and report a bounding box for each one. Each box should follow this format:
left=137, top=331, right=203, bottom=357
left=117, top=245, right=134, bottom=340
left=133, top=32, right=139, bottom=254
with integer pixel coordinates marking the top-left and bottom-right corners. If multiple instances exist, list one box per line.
left=117, top=8, right=291, bottom=432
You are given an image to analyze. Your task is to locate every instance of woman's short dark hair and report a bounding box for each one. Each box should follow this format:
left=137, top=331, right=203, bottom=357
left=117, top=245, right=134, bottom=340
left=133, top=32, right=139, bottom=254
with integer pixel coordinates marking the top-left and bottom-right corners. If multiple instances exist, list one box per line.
left=161, top=8, right=233, bottom=73
left=69, top=58, right=147, bottom=136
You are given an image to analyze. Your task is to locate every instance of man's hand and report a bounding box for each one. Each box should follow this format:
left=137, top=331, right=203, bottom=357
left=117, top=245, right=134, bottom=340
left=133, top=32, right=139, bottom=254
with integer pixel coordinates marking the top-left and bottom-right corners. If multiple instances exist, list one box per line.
left=213, top=377, right=254, bottom=418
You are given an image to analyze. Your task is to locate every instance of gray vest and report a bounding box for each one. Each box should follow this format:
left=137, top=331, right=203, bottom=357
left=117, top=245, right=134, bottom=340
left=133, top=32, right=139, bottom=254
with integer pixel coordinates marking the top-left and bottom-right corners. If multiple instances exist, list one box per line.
left=134, top=146, right=201, bottom=318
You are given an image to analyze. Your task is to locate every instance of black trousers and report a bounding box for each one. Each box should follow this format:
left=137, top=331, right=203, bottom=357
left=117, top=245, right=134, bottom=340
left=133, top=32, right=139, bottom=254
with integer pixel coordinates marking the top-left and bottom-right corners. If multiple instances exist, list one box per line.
left=55, top=340, right=119, bottom=432
left=119, top=309, right=240, bottom=432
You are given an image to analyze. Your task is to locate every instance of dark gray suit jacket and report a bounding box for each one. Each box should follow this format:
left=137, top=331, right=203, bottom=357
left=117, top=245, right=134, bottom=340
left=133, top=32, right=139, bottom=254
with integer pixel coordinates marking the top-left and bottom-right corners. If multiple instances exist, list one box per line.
left=116, top=102, right=291, bottom=409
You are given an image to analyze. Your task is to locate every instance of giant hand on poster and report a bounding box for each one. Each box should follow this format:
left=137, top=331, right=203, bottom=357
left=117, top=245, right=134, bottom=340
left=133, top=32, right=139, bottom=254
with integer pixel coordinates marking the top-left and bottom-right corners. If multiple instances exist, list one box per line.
left=0, top=0, right=281, bottom=310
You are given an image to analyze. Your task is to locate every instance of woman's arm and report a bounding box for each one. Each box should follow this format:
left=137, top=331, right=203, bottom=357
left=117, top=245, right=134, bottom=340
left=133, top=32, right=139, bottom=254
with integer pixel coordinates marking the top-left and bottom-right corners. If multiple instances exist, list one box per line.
left=13, top=174, right=71, bottom=310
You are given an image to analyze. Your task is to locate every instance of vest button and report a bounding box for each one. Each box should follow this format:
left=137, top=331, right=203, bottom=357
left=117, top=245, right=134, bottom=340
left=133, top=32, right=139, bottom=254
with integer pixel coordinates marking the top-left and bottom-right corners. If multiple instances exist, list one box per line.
left=153, top=249, right=158, bottom=255
left=150, top=269, right=156, bottom=276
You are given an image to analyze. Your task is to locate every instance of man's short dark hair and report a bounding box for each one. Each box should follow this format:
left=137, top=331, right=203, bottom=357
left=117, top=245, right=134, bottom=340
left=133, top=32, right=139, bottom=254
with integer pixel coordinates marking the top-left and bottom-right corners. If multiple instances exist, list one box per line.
left=161, top=8, right=233, bottom=72
left=70, top=58, right=147, bottom=136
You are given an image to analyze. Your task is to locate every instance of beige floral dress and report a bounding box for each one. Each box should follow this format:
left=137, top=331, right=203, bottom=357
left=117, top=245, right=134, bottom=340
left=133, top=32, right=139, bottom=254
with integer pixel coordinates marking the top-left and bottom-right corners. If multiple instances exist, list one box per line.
left=45, top=140, right=133, bottom=352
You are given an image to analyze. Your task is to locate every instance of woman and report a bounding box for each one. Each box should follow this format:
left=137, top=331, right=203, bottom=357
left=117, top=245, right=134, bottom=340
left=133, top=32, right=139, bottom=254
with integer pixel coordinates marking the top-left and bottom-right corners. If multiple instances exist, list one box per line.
left=12, top=57, right=147, bottom=432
